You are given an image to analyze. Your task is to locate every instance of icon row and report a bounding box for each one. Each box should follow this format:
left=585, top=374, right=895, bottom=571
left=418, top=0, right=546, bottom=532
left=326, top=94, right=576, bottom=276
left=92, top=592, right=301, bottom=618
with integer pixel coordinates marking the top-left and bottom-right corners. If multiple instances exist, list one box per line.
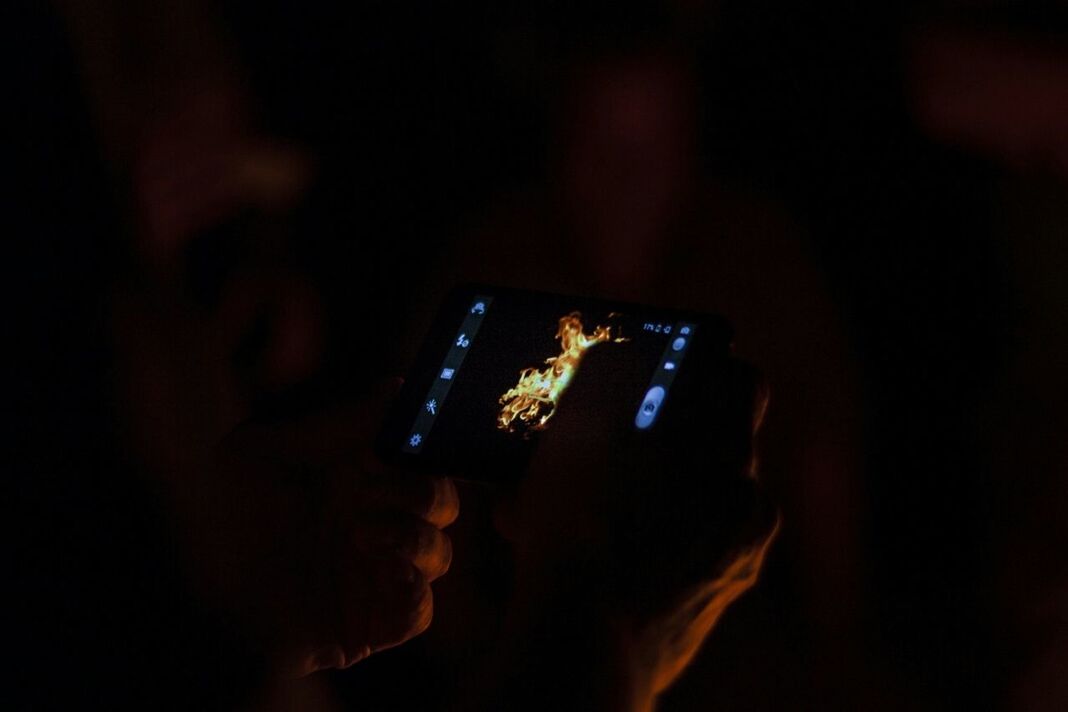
left=404, top=298, right=490, bottom=453
left=643, top=323, right=693, bottom=337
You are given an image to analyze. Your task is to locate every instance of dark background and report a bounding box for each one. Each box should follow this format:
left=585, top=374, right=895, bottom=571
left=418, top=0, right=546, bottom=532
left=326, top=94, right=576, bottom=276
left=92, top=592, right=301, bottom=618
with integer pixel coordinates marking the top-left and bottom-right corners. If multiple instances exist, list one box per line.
left=10, top=1, right=1067, bottom=710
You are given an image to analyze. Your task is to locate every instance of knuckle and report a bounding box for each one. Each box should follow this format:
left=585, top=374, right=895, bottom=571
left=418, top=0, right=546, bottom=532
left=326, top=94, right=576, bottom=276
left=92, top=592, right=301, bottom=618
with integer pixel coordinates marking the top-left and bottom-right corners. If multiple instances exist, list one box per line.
left=416, top=521, right=439, bottom=556
left=437, top=531, right=453, bottom=576
left=404, top=523, right=451, bottom=581
left=425, top=476, right=459, bottom=526
left=365, top=561, right=430, bottom=652
left=422, top=528, right=453, bottom=581
left=399, top=519, right=436, bottom=559
left=408, top=584, right=433, bottom=637
left=393, top=575, right=433, bottom=645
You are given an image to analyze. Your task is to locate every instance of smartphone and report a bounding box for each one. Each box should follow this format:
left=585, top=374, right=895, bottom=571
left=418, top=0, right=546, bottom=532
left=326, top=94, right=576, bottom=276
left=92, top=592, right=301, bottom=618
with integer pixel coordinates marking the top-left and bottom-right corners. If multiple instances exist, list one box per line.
left=377, top=285, right=735, bottom=484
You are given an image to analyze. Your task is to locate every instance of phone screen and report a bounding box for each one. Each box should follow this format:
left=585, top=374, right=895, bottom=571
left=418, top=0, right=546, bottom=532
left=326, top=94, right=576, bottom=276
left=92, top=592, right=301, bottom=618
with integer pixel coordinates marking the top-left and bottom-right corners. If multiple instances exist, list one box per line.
left=378, top=285, right=733, bottom=484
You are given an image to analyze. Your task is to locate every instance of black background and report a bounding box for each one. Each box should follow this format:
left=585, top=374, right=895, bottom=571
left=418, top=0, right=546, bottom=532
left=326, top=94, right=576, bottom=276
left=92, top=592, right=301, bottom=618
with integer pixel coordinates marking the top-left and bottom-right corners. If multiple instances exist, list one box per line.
left=10, top=0, right=1068, bottom=710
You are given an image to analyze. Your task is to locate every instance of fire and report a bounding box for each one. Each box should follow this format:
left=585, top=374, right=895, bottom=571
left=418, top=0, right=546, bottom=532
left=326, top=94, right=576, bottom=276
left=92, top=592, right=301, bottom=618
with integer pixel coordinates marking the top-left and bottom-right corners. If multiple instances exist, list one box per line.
left=498, top=312, right=627, bottom=435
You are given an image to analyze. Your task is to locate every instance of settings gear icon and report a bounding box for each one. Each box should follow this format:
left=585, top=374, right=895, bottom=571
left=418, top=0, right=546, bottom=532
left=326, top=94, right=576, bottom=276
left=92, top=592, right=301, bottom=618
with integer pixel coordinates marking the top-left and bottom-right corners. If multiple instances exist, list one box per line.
left=408, top=433, right=423, bottom=448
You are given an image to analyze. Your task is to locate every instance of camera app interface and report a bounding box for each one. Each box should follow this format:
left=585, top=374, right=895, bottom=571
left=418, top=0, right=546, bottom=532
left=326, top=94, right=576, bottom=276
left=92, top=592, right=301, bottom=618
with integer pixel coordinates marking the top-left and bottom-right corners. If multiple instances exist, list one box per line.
left=401, top=291, right=697, bottom=459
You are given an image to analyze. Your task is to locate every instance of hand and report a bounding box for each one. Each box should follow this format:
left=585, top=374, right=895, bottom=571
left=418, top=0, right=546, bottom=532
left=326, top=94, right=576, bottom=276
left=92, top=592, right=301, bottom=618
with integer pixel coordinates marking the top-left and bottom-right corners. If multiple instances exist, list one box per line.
left=493, top=347, right=778, bottom=702
left=177, top=381, right=458, bottom=678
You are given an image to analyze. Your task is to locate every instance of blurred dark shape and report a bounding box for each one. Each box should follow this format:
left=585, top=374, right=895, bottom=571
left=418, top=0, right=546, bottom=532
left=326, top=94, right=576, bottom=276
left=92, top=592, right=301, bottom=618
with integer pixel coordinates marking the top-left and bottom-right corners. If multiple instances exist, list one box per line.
left=909, top=28, right=1068, bottom=709
left=10, top=0, right=1068, bottom=710
left=9, top=3, right=265, bottom=709
left=910, top=27, right=1068, bottom=178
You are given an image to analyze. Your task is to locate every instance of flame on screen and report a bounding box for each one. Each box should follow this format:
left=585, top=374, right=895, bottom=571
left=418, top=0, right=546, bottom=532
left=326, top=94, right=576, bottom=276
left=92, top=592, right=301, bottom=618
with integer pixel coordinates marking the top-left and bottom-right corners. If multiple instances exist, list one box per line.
left=497, top=312, right=627, bottom=434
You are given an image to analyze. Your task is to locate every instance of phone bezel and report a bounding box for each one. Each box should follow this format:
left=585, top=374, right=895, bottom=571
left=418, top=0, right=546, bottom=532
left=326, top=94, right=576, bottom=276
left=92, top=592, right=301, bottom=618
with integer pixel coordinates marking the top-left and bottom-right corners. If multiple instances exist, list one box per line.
left=376, top=284, right=734, bottom=484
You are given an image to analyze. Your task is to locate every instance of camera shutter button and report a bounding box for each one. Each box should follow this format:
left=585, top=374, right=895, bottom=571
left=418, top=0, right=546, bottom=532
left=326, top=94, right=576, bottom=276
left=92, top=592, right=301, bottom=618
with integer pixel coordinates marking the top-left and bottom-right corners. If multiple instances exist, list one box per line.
left=635, top=386, right=666, bottom=430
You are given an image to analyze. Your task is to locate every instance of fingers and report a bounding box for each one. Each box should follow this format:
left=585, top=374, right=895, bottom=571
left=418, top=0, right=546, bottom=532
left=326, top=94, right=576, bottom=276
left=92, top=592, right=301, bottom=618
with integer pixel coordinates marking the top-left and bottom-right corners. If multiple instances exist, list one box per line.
left=361, top=473, right=460, bottom=529
left=364, top=558, right=433, bottom=655
left=292, top=474, right=454, bottom=674
left=327, top=473, right=456, bottom=669
left=335, top=554, right=433, bottom=668
left=348, top=510, right=453, bottom=582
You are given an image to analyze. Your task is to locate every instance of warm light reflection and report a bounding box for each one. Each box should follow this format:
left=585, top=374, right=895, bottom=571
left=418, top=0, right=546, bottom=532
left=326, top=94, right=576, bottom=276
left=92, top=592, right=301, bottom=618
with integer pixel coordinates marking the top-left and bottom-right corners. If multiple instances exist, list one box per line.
left=647, top=515, right=782, bottom=695
left=497, top=312, right=626, bottom=434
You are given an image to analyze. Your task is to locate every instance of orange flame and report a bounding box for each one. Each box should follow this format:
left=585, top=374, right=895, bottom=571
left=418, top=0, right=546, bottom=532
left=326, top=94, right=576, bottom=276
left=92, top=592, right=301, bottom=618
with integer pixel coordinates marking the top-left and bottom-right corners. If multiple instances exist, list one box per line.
left=497, top=312, right=627, bottom=434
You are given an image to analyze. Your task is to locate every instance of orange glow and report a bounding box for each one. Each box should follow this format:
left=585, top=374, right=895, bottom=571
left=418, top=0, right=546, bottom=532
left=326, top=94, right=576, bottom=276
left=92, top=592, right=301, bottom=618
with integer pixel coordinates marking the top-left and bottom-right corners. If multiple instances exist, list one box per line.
left=497, top=312, right=627, bottom=434
left=646, top=515, right=782, bottom=695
